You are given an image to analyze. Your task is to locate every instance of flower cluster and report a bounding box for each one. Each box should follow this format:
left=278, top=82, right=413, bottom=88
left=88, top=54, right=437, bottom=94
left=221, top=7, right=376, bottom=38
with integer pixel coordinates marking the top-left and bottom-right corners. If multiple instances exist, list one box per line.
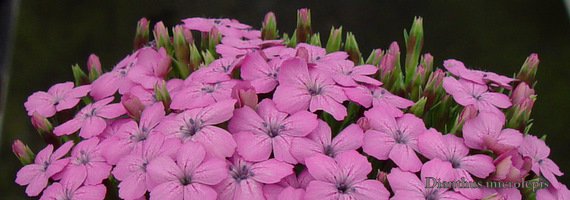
left=13, top=8, right=568, bottom=200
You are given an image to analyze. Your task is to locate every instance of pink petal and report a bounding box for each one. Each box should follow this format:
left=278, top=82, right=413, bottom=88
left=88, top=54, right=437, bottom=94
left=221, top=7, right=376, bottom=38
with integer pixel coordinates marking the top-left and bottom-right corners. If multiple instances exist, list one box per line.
left=149, top=181, right=183, bottom=200
left=420, top=158, right=455, bottom=183
left=51, top=141, right=74, bottom=160
left=90, top=72, right=120, bottom=100
left=177, top=142, right=206, bottom=174
left=97, top=103, right=126, bottom=119
left=194, top=126, right=236, bottom=159
left=460, top=155, right=495, bottom=178
left=117, top=172, right=147, bottom=200
left=277, top=186, right=305, bottom=200
left=227, top=106, right=264, bottom=134
left=349, top=180, right=390, bottom=200
left=343, top=86, right=372, bottom=108
left=53, top=118, right=83, bottom=136
left=335, top=150, right=371, bottom=183
left=391, top=190, right=425, bottom=200
left=389, top=144, right=422, bottom=172
left=332, top=74, right=357, bottom=86
left=417, top=128, right=447, bottom=160
left=234, top=179, right=265, bottom=200
left=147, top=156, right=183, bottom=184
left=25, top=92, right=56, bottom=117
left=73, top=184, right=107, bottom=200
left=362, top=129, right=395, bottom=160
left=85, top=161, right=112, bottom=185
left=272, top=135, right=297, bottom=164
left=331, top=124, right=364, bottom=154
left=198, top=99, right=236, bottom=125
left=273, top=84, right=311, bottom=114
left=184, top=183, right=218, bottom=200
left=305, top=153, right=341, bottom=183
left=79, top=117, right=106, bottom=138
left=280, top=110, right=318, bottom=137
left=309, top=95, right=347, bottom=121
left=277, top=57, right=310, bottom=86
left=387, top=168, right=423, bottom=193
left=304, top=181, right=339, bottom=200
left=481, top=92, right=512, bottom=108
left=233, top=131, right=272, bottom=162
left=15, top=164, right=42, bottom=186
left=25, top=168, right=48, bottom=196
left=192, top=158, right=228, bottom=185
left=250, top=159, right=294, bottom=184
left=290, top=137, right=322, bottom=164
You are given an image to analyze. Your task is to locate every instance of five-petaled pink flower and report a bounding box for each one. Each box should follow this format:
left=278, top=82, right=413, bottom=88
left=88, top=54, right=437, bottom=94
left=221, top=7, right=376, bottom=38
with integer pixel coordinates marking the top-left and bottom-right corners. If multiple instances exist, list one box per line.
left=442, top=76, right=511, bottom=114
left=24, top=82, right=91, bottom=117
left=53, top=97, right=126, bottom=138
left=518, top=134, right=564, bottom=189
left=60, top=138, right=111, bottom=186
left=462, top=111, right=523, bottom=155
left=40, top=178, right=106, bottom=200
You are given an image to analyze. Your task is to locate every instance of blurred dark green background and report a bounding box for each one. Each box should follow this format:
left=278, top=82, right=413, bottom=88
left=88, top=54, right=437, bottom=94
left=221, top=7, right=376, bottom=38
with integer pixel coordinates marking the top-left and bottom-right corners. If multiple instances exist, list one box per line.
left=1, top=1, right=569, bottom=199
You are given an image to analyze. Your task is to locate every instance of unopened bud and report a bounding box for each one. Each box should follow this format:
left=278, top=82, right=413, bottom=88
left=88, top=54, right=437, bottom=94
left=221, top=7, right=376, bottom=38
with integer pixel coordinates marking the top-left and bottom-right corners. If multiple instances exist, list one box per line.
left=345, top=32, right=362, bottom=65
left=261, top=12, right=278, bottom=40
left=12, top=140, right=35, bottom=165
left=404, top=17, right=424, bottom=82
left=309, top=33, right=321, bottom=47
left=295, top=47, right=309, bottom=63
left=511, top=82, right=535, bottom=105
left=420, top=53, right=433, bottom=79
left=172, top=25, right=191, bottom=78
left=31, top=111, right=59, bottom=146
left=231, top=81, right=258, bottom=109
left=376, top=170, right=388, bottom=185
left=356, top=117, right=370, bottom=131
left=71, top=64, right=89, bottom=86
left=154, top=81, right=171, bottom=110
left=409, top=97, right=427, bottom=117
left=451, top=104, right=477, bottom=134
left=134, top=17, right=150, bottom=50
left=296, top=8, right=312, bottom=43
left=516, top=53, right=539, bottom=86
left=365, top=48, right=384, bottom=66
left=507, top=97, right=535, bottom=132
left=422, top=68, right=444, bottom=109
left=201, top=27, right=221, bottom=55
left=121, top=92, right=145, bottom=121
left=87, top=54, right=102, bottom=81
left=153, top=21, right=172, bottom=53
left=325, top=26, right=343, bottom=53
left=189, top=42, right=203, bottom=70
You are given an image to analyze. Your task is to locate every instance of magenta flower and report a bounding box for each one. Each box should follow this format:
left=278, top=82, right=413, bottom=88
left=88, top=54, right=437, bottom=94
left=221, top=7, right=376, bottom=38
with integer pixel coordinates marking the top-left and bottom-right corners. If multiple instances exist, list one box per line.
left=40, top=179, right=106, bottom=200
left=127, top=47, right=171, bottom=89
left=344, top=84, right=413, bottom=116
left=240, top=51, right=280, bottom=93
left=263, top=169, right=314, bottom=200
left=15, top=141, right=74, bottom=196
left=442, top=77, right=511, bottom=113
left=101, top=102, right=165, bottom=164
left=214, top=154, right=294, bottom=200
left=362, top=108, right=426, bottom=172
left=90, top=52, right=139, bottom=100
left=387, top=158, right=467, bottom=200
left=290, top=120, right=363, bottom=164
left=273, top=57, right=348, bottom=120
left=53, top=97, right=126, bottom=138
left=518, top=134, right=564, bottom=189
left=61, top=138, right=111, bottom=186
left=146, top=141, right=227, bottom=200
left=24, top=82, right=91, bottom=117
left=228, top=98, right=318, bottom=163
left=304, top=150, right=390, bottom=200
left=317, top=60, right=381, bottom=87
left=112, top=133, right=170, bottom=200
left=170, top=70, right=237, bottom=110
left=157, top=99, right=237, bottom=159
left=418, top=128, right=495, bottom=199
left=462, top=112, right=523, bottom=155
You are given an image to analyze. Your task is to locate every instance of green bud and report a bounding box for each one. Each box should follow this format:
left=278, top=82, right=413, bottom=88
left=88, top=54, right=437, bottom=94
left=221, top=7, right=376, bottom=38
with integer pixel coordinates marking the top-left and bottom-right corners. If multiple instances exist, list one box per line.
left=172, top=25, right=190, bottom=78
left=134, top=17, right=150, bottom=50
left=153, top=21, right=173, bottom=53
left=344, top=32, right=362, bottom=65
left=409, top=97, right=427, bottom=117
left=325, top=26, right=343, bottom=53
left=261, top=12, right=278, bottom=40
left=202, top=50, right=215, bottom=66
left=296, top=8, right=312, bottom=43
left=404, top=17, right=424, bottom=84
left=422, top=68, right=444, bottom=109
left=309, top=33, right=321, bottom=47
left=31, top=111, right=60, bottom=146
left=12, top=140, right=35, bottom=165
left=365, top=48, right=384, bottom=66
left=189, top=42, right=203, bottom=70
left=154, top=81, right=171, bottom=111
left=516, top=53, right=539, bottom=86
left=71, top=64, right=89, bottom=86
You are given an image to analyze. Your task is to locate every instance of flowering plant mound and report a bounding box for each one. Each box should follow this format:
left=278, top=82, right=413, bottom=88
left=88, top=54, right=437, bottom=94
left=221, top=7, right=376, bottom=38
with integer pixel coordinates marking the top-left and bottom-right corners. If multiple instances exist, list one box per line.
left=13, top=8, right=569, bottom=200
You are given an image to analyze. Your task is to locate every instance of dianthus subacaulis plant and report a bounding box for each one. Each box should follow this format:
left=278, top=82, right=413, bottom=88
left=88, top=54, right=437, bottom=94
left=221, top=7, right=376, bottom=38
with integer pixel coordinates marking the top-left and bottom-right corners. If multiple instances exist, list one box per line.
left=12, top=8, right=567, bottom=200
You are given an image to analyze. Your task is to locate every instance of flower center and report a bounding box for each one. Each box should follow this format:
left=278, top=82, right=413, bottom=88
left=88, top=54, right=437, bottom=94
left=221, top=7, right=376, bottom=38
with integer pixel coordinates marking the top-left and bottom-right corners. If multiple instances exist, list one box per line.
left=262, top=121, right=285, bottom=138
left=323, top=145, right=334, bottom=157
left=335, top=182, right=354, bottom=193
left=201, top=81, right=220, bottom=93
left=180, top=118, right=202, bottom=137
left=394, top=130, right=406, bottom=144
left=180, top=175, right=192, bottom=186
left=77, top=150, right=89, bottom=165
left=230, top=164, right=253, bottom=182
left=372, top=89, right=386, bottom=98
left=307, top=83, right=323, bottom=96
left=130, top=126, right=150, bottom=142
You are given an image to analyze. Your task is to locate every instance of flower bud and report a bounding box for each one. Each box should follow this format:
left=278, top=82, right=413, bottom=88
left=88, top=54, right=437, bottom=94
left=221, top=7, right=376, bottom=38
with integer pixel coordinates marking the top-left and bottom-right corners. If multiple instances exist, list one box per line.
left=87, top=54, right=102, bottom=81
left=409, top=97, right=427, bottom=117
left=153, top=21, right=172, bottom=53
left=492, top=149, right=532, bottom=182
left=201, top=27, right=221, bottom=55
left=12, top=140, right=35, bottom=165
left=511, top=82, right=535, bottom=105
left=356, top=117, right=370, bottom=131
left=516, top=53, right=539, bottom=86
left=31, top=111, right=60, bottom=146
left=422, top=68, right=444, bottom=109
left=506, top=97, right=535, bottom=132
left=325, top=26, right=343, bottom=53
left=296, top=8, right=312, bottom=43
left=189, top=42, right=203, bottom=70
left=295, top=46, right=309, bottom=63
left=345, top=32, right=362, bottom=65
left=154, top=81, right=171, bottom=111
left=202, top=50, right=216, bottom=66
left=121, top=92, right=145, bottom=121
left=261, top=12, right=278, bottom=40
left=134, top=17, right=150, bottom=50
left=172, top=25, right=191, bottom=78
left=420, top=53, right=433, bottom=79
left=450, top=104, right=477, bottom=134
left=404, top=17, right=424, bottom=82
left=71, top=64, right=89, bottom=86
left=376, top=170, right=388, bottom=185
left=231, top=80, right=258, bottom=109
left=365, top=48, right=383, bottom=66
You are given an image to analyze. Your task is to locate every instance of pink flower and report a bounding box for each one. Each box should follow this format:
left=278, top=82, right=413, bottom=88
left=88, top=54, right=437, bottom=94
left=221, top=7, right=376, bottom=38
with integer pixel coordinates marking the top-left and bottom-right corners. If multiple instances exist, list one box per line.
left=273, top=57, right=348, bottom=120
left=53, top=97, right=126, bottom=138
left=101, top=102, right=165, bottom=165
left=362, top=108, right=426, bottom=172
left=157, top=99, right=237, bottom=159
left=90, top=52, right=139, bottom=100
left=15, top=141, right=74, bottom=196
left=170, top=70, right=237, bottom=110
left=444, top=59, right=515, bottom=89
left=40, top=179, right=106, bottom=200
left=61, top=138, right=111, bottom=186
left=481, top=187, right=522, bottom=200
left=317, top=60, right=381, bottom=87
left=240, top=51, right=280, bottom=93
left=536, top=184, right=570, bottom=200
left=147, top=141, right=227, bottom=200
left=304, top=150, right=390, bottom=200
left=263, top=169, right=314, bottom=200
left=344, top=84, right=413, bottom=116
left=387, top=158, right=468, bottom=200
left=491, top=149, right=532, bottom=182
left=24, top=82, right=90, bottom=117
left=214, top=154, right=293, bottom=200
left=462, top=112, right=523, bottom=155
left=442, top=77, right=511, bottom=113
left=206, top=56, right=239, bottom=75
left=518, top=134, right=564, bottom=189
left=418, top=128, right=495, bottom=199
left=290, top=120, right=363, bottom=164
left=127, top=47, right=171, bottom=89
left=228, top=98, right=318, bottom=163
left=293, top=43, right=348, bottom=64
left=182, top=17, right=250, bottom=36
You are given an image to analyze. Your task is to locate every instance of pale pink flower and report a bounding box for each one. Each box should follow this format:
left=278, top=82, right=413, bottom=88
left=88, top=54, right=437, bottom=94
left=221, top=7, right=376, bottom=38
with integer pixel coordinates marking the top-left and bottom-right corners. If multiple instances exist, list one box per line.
left=240, top=51, right=280, bottom=93
left=206, top=56, right=239, bottom=75
left=156, top=99, right=237, bottom=159
left=90, top=52, right=139, bottom=100
left=228, top=98, right=318, bottom=163
left=518, top=134, right=564, bottom=189
left=15, top=141, right=74, bottom=196
left=317, top=60, right=381, bottom=87
left=344, top=84, right=413, bottom=116
left=263, top=169, right=314, bottom=200
left=53, top=97, right=126, bottom=138
left=444, top=59, right=515, bottom=89
left=127, top=47, right=171, bottom=89
left=304, top=150, right=390, bottom=200
left=418, top=128, right=495, bottom=199
left=491, top=149, right=532, bottom=182
left=442, top=77, right=511, bottom=113
left=214, top=154, right=294, bottom=200
left=462, top=112, right=523, bottom=155
left=24, top=82, right=90, bottom=117
left=147, top=141, right=227, bottom=200
left=61, top=138, right=111, bottom=186
left=273, top=57, right=348, bottom=120
left=290, top=120, right=363, bottom=164
left=182, top=17, right=250, bottom=36
left=170, top=70, right=237, bottom=110
left=362, top=107, right=426, bottom=172
left=40, top=179, right=106, bottom=200
left=536, top=184, right=570, bottom=200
